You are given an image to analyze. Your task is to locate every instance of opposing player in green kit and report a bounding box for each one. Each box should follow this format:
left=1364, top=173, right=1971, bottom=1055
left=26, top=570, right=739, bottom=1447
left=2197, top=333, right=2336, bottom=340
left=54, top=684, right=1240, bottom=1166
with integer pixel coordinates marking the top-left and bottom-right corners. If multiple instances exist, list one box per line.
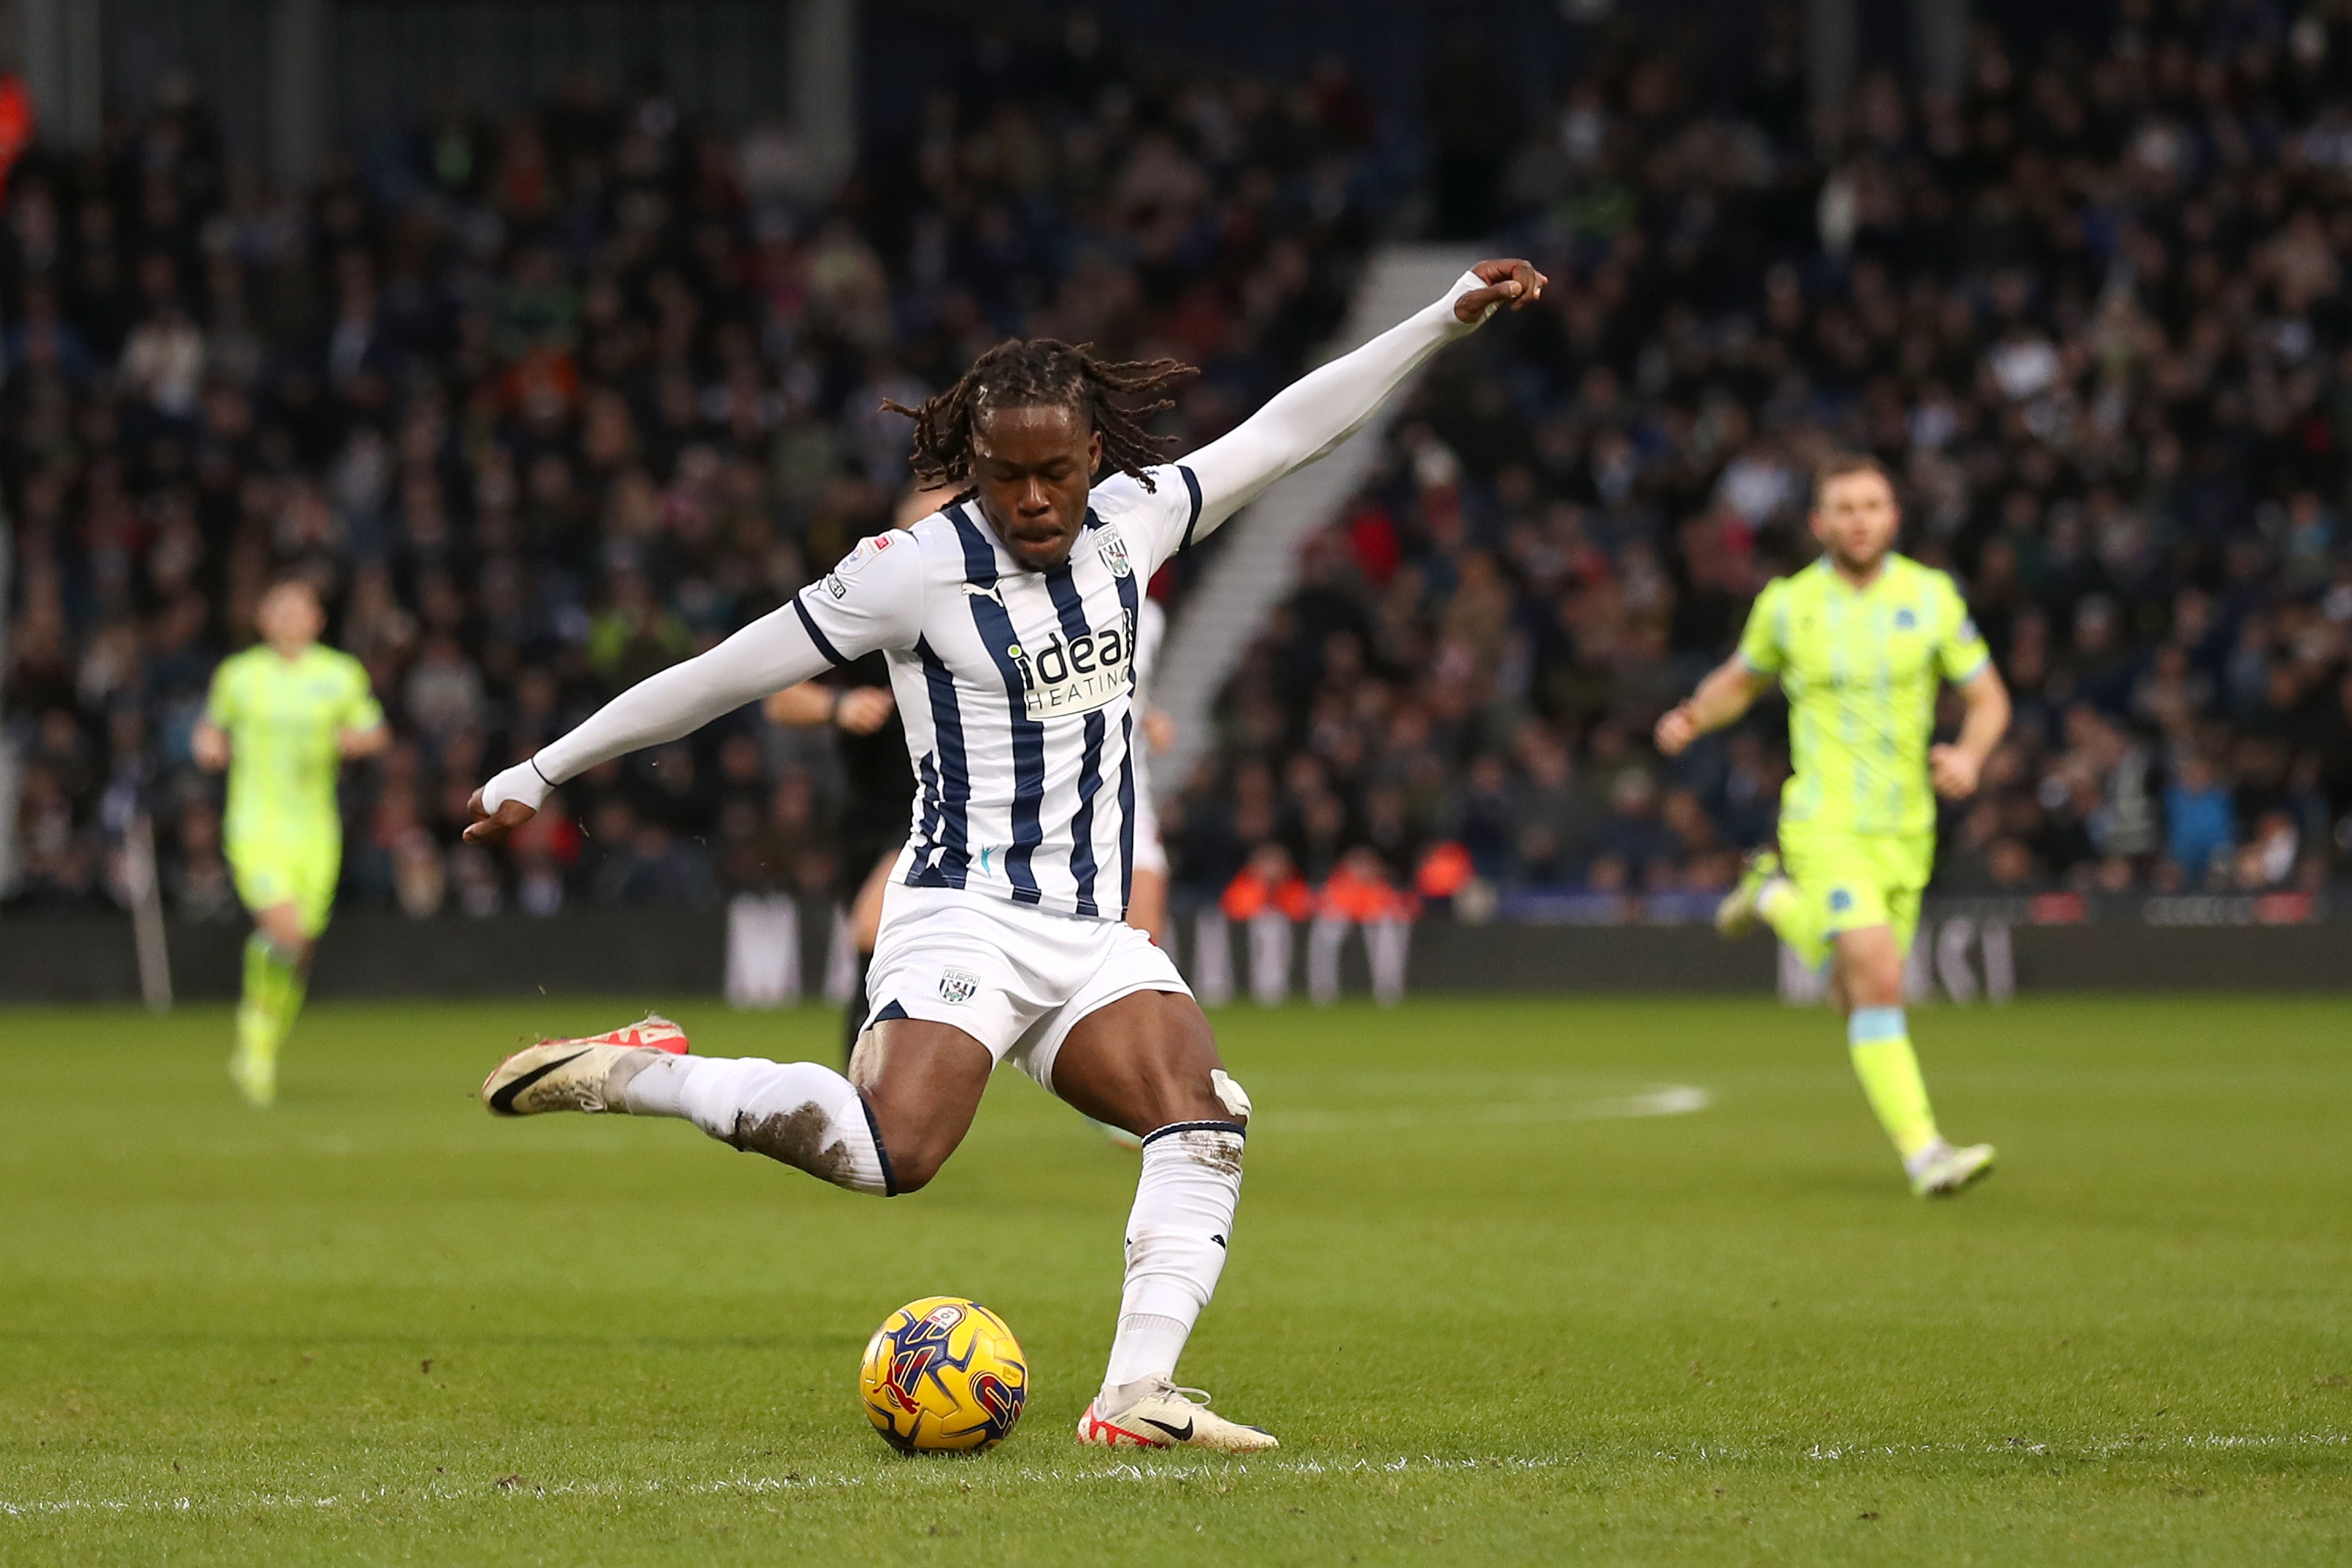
left=1657, top=455, right=2010, bottom=1197
left=194, top=579, right=387, bottom=1105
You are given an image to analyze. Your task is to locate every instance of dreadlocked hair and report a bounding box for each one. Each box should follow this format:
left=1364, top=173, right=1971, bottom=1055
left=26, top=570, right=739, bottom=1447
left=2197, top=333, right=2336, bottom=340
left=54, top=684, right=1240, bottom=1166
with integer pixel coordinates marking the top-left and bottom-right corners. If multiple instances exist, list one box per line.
left=882, top=339, right=1197, bottom=497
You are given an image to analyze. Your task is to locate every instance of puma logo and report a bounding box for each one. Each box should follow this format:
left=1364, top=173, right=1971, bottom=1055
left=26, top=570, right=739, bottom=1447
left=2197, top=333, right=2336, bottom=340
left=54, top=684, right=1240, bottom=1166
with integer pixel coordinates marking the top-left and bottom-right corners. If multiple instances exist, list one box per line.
left=961, top=582, right=1005, bottom=605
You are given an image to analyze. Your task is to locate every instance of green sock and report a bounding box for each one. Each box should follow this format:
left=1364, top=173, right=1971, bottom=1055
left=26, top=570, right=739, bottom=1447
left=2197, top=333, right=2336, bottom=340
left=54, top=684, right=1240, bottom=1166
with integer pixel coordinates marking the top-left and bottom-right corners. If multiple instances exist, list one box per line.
left=1758, top=878, right=1827, bottom=970
left=236, top=934, right=274, bottom=1054
left=238, top=933, right=305, bottom=1058
left=1847, top=1006, right=1940, bottom=1162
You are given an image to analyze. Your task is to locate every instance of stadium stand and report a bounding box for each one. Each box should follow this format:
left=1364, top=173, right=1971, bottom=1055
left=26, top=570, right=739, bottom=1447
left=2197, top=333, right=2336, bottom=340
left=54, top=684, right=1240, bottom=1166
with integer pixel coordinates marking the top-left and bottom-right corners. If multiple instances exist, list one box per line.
left=0, top=34, right=1385, bottom=917
left=13, top=6, right=2352, bottom=940
left=1181, top=6, right=2352, bottom=917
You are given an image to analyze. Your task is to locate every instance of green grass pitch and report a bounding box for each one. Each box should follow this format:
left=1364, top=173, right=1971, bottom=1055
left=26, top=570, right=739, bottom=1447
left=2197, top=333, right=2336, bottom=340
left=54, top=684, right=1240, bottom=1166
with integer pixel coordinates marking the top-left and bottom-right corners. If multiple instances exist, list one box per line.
left=2, top=993, right=2348, bottom=1564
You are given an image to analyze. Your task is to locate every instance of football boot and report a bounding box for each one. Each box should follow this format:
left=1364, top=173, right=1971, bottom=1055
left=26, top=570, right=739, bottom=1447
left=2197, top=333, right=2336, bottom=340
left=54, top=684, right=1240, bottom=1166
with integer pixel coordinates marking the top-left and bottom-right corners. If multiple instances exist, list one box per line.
left=1907, top=1139, right=1997, bottom=1197
left=482, top=1013, right=689, bottom=1116
left=1077, top=1381, right=1277, bottom=1453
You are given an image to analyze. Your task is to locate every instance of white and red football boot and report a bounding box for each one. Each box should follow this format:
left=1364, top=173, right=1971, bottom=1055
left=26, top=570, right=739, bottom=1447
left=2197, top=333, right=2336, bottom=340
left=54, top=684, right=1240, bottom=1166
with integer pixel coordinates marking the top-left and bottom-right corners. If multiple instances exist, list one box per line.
left=1077, top=1381, right=1278, bottom=1453
left=481, top=1013, right=690, bottom=1116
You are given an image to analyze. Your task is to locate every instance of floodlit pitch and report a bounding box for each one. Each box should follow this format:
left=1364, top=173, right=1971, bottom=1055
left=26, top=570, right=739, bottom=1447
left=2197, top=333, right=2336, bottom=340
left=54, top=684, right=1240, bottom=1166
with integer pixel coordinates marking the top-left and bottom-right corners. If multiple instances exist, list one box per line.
left=2, top=995, right=2347, bottom=1563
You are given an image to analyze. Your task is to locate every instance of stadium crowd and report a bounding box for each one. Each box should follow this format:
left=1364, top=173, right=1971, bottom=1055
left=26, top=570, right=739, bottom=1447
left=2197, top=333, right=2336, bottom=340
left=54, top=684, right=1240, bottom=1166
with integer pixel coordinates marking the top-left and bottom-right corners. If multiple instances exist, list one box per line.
left=13, top=3, right=2352, bottom=928
left=1182, top=2, right=2352, bottom=915
left=0, top=31, right=1383, bottom=917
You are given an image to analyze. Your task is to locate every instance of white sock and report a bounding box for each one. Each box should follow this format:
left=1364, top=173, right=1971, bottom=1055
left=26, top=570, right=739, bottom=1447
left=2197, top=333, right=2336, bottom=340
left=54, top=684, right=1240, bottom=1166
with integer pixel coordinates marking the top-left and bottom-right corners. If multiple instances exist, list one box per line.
left=623, top=1055, right=894, bottom=1195
left=1099, top=1120, right=1245, bottom=1404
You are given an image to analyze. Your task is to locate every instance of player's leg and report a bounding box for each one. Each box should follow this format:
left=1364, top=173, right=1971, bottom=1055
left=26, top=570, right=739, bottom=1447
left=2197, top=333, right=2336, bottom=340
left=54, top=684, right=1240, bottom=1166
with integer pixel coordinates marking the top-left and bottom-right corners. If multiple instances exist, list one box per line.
left=227, top=843, right=327, bottom=1107
left=480, top=886, right=1024, bottom=1194
left=1829, top=919, right=1939, bottom=1160
left=233, top=898, right=307, bottom=1105
left=1075, top=830, right=1174, bottom=1151
left=1846, top=847, right=1994, bottom=1197
left=636, top=1017, right=989, bottom=1192
left=480, top=1011, right=989, bottom=1195
left=1040, top=979, right=1274, bottom=1451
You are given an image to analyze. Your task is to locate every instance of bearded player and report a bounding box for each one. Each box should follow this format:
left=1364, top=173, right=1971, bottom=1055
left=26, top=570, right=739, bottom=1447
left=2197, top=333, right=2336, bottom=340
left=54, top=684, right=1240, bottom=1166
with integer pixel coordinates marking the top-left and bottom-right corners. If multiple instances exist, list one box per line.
left=464, top=258, right=1547, bottom=1450
left=1656, top=455, right=2008, bottom=1197
left=194, top=578, right=388, bottom=1105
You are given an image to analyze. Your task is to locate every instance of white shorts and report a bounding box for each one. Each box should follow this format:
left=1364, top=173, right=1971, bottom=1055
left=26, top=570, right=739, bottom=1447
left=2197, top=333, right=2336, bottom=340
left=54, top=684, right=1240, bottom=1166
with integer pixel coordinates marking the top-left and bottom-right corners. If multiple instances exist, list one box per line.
left=864, top=883, right=1191, bottom=1092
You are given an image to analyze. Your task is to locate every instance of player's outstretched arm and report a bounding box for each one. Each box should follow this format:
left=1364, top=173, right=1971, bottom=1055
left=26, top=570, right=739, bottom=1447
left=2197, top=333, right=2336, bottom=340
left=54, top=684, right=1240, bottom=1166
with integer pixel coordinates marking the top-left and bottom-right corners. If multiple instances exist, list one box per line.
left=1178, top=258, right=1545, bottom=540
left=467, top=601, right=864, bottom=844
left=1655, top=655, right=1775, bottom=758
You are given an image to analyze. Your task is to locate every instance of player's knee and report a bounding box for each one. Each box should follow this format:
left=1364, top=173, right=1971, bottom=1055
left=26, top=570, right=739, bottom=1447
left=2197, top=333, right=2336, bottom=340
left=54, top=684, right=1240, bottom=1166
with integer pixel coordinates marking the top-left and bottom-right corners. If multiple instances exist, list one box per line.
left=888, top=1150, right=943, bottom=1194
left=1847, top=957, right=1904, bottom=1009
left=867, top=1105, right=958, bottom=1194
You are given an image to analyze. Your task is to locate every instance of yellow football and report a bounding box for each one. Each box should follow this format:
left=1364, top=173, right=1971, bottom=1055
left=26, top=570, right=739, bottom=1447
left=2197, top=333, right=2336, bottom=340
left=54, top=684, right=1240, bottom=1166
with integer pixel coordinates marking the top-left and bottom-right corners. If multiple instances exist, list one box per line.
left=858, top=1297, right=1028, bottom=1454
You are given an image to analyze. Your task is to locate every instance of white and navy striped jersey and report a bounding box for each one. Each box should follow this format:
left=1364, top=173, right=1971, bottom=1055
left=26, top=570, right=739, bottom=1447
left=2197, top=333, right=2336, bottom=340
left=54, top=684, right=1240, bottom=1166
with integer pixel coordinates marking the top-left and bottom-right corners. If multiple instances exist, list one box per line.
left=790, top=467, right=1201, bottom=921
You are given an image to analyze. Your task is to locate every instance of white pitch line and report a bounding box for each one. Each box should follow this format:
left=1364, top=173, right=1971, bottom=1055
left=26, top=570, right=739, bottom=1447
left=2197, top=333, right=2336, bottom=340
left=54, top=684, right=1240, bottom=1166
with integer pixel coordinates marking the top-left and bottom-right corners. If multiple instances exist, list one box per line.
left=1256, top=1084, right=1710, bottom=1134
left=10, top=1430, right=2346, bottom=1520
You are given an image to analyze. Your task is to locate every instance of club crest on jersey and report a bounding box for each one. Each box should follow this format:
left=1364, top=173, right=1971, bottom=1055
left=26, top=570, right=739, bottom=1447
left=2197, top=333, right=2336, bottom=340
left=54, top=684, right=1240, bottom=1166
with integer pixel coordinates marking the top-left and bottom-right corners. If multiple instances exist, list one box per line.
left=1097, top=527, right=1133, bottom=578
left=1894, top=606, right=1917, bottom=629
left=1005, top=609, right=1134, bottom=721
left=938, top=968, right=980, bottom=1005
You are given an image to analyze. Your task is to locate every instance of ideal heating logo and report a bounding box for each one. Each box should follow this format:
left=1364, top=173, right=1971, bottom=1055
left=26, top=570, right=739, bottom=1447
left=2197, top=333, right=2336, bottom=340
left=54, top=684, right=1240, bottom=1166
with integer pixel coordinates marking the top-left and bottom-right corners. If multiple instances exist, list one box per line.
left=1006, top=609, right=1134, bottom=721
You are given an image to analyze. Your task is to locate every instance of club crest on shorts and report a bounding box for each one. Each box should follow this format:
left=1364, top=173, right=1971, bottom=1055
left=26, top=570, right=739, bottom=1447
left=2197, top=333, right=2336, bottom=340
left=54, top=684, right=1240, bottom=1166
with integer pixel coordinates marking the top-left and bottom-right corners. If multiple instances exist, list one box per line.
left=1097, top=527, right=1132, bottom=578
left=938, top=968, right=981, bottom=1005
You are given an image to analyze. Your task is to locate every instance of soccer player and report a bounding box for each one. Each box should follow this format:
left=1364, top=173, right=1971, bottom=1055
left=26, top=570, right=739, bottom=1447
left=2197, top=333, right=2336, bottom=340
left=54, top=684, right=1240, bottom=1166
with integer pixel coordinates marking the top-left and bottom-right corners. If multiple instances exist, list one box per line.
left=193, top=578, right=387, bottom=1105
left=1656, top=455, right=2009, bottom=1197
left=464, top=257, right=1546, bottom=1451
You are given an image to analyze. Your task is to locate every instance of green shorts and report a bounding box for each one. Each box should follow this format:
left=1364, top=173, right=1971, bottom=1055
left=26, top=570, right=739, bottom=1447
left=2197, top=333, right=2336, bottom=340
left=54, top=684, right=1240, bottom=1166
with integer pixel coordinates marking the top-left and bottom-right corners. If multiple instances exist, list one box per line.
left=1777, top=822, right=1933, bottom=958
left=227, top=835, right=342, bottom=939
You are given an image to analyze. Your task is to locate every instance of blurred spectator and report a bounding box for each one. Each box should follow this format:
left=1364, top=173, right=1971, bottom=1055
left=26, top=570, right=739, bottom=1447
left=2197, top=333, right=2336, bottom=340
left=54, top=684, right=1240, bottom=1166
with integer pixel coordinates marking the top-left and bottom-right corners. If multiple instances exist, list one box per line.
left=2165, top=755, right=2236, bottom=887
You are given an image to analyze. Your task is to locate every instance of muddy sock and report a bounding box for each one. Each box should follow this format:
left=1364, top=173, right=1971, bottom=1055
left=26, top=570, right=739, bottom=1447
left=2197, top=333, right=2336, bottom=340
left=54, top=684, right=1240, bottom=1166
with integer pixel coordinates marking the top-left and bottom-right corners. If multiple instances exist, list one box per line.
left=622, top=1055, right=894, bottom=1195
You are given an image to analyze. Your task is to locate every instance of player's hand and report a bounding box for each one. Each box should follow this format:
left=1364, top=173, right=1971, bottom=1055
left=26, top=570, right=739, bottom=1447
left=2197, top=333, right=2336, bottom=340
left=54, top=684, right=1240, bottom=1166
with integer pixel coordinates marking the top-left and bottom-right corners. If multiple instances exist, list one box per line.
left=1455, top=259, right=1547, bottom=325
left=1929, top=744, right=1983, bottom=800
left=834, top=686, right=896, bottom=734
left=191, top=721, right=229, bottom=771
left=1654, top=704, right=1700, bottom=758
left=462, top=786, right=538, bottom=845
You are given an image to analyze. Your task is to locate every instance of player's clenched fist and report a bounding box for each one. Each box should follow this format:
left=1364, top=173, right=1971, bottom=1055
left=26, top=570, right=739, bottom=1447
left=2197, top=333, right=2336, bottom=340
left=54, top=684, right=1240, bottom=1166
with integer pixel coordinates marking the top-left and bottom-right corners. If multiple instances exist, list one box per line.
left=1454, top=259, right=1547, bottom=324
left=1927, top=744, right=1984, bottom=800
